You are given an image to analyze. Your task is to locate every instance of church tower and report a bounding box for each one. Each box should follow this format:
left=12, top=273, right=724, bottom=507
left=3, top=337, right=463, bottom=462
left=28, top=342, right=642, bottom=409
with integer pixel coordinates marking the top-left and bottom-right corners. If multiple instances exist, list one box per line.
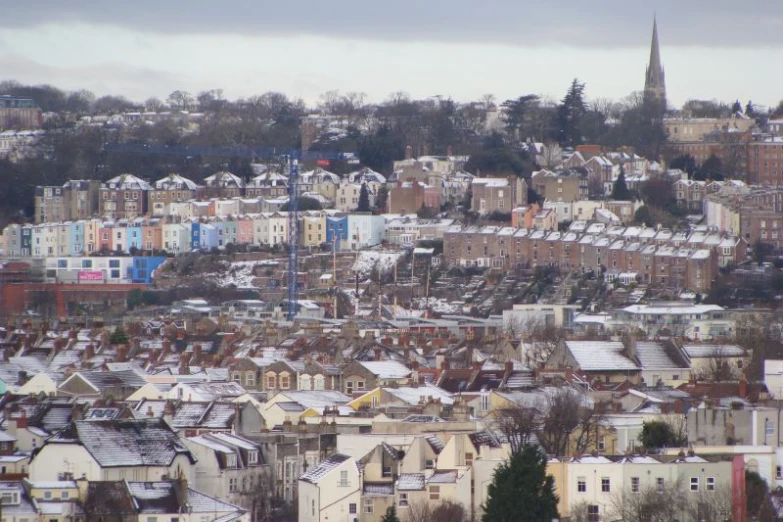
left=644, top=16, right=666, bottom=105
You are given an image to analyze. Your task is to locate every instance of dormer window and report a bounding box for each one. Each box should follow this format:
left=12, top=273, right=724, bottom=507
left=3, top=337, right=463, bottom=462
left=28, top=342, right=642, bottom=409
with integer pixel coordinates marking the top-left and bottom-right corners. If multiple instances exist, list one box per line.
left=226, top=454, right=237, bottom=468
left=248, top=451, right=259, bottom=464
left=0, top=490, right=19, bottom=505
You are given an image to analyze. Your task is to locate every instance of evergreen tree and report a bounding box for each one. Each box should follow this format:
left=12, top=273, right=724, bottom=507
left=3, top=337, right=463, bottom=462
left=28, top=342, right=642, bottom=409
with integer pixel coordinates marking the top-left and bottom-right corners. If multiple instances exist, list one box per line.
left=357, top=183, right=371, bottom=212
left=732, top=100, right=743, bottom=114
left=109, top=326, right=129, bottom=345
left=556, top=79, right=586, bottom=146
left=482, top=445, right=559, bottom=522
left=611, top=168, right=632, bottom=200
left=380, top=505, right=400, bottom=522
left=746, top=100, right=755, bottom=117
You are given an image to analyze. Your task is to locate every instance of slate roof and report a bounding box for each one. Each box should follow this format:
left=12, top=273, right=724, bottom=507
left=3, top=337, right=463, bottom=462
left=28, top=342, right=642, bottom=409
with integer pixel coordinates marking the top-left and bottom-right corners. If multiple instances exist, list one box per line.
left=428, top=470, right=458, bottom=484
left=565, top=341, right=640, bottom=371
left=299, top=453, right=352, bottom=484
left=358, top=361, right=411, bottom=379
left=176, top=382, right=246, bottom=400
left=469, top=430, right=506, bottom=450
left=635, top=342, right=690, bottom=370
left=363, top=482, right=395, bottom=496
left=683, top=344, right=745, bottom=358
left=402, top=414, right=444, bottom=423
left=68, top=370, right=148, bottom=392
left=0, top=482, right=37, bottom=517
left=169, top=402, right=236, bottom=429
left=384, top=384, right=454, bottom=406
left=51, top=418, right=195, bottom=468
left=424, top=434, right=444, bottom=454
left=277, top=391, right=352, bottom=410
left=396, top=473, right=426, bottom=491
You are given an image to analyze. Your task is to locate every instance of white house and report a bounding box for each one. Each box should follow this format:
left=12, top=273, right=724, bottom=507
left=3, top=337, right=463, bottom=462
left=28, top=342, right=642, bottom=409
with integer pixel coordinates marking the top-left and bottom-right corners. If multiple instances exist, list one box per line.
left=29, top=418, right=196, bottom=482
left=184, top=432, right=269, bottom=507
left=346, top=214, right=385, bottom=250
left=298, top=453, right=362, bottom=522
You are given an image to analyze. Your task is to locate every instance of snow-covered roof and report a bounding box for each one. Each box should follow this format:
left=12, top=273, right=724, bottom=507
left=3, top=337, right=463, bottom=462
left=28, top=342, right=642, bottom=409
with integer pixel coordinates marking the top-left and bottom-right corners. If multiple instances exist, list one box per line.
left=620, top=304, right=724, bottom=315
left=299, top=453, right=352, bottom=483
left=153, top=173, right=198, bottom=191
left=104, top=173, right=151, bottom=191
left=51, top=418, right=194, bottom=468
left=348, top=168, right=386, bottom=184
left=565, top=341, right=640, bottom=371
left=359, top=360, right=411, bottom=379
left=683, top=344, right=745, bottom=358
left=471, top=177, right=509, bottom=188
left=204, top=171, right=245, bottom=188
left=384, top=384, right=454, bottom=406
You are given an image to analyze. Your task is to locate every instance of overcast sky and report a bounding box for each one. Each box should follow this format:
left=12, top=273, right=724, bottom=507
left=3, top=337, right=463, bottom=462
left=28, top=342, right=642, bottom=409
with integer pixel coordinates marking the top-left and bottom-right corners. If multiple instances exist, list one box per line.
left=1, top=1, right=781, bottom=108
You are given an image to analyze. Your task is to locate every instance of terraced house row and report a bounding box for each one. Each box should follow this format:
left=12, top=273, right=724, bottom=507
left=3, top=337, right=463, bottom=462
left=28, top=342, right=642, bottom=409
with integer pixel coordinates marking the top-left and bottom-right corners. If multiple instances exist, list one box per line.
left=1, top=211, right=386, bottom=257
left=444, top=221, right=747, bottom=292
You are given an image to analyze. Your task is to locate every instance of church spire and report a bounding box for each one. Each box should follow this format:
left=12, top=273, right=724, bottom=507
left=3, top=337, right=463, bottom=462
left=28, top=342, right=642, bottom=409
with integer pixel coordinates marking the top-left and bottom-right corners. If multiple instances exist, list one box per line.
left=644, top=16, right=666, bottom=104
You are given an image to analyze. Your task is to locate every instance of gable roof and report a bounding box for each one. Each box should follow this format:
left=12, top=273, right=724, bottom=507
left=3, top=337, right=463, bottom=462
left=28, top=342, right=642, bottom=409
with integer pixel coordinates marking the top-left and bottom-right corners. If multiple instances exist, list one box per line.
left=50, top=418, right=195, bottom=468
left=358, top=360, right=411, bottom=379
left=299, top=453, right=353, bottom=484
left=565, top=341, right=640, bottom=371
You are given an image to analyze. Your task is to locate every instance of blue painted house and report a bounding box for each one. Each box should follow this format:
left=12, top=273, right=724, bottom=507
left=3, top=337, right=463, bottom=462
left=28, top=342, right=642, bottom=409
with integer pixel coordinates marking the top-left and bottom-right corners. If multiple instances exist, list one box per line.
left=127, top=223, right=144, bottom=252
left=190, top=222, right=202, bottom=251
left=21, top=225, right=32, bottom=256
left=200, top=223, right=219, bottom=250
left=325, top=215, right=349, bottom=250
left=69, top=221, right=85, bottom=256
left=127, top=256, right=167, bottom=284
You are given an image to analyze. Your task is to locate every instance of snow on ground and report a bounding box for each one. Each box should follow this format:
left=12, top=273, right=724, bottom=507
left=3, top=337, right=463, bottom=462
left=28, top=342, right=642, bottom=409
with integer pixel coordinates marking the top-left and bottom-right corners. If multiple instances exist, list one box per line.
left=414, top=298, right=461, bottom=314
left=352, top=251, right=403, bottom=278
left=206, top=260, right=259, bottom=289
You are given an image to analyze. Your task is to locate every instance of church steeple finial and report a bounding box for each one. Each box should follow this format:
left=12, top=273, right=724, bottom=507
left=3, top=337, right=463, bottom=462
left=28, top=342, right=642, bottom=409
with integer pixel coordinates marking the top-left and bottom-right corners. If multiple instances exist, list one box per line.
left=644, top=15, right=666, bottom=105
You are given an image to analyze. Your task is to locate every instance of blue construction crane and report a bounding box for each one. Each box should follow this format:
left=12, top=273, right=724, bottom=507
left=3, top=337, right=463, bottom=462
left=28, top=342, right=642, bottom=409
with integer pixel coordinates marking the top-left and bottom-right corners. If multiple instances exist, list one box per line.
left=103, top=142, right=353, bottom=320
left=285, top=156, right=299, bottom=321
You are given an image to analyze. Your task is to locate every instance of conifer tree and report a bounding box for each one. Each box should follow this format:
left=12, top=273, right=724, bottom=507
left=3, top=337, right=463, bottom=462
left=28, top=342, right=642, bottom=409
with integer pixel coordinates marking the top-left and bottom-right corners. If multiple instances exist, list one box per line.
left=482, top=445, right=559, bottom=522
left=357, top=183, right=371, bottom=212
left=611, top=168, right=632, bottom=200
left=380, top=505, right=400, bottom=522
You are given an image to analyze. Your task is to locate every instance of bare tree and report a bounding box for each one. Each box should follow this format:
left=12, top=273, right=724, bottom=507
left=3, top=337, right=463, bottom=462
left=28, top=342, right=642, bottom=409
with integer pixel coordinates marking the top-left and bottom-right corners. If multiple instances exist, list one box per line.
left=237, top=469, right=273, bottom=522
left=703, top=346, right=737, bottom=382
left=519, top=319, right=567, bottom=365
left=539, top=387, right=606, bottom=456
left=167, top=90, right=194, bottom=111
left=540, top=143, right=563, bottom=169
left=683, top=486, right=733, bottom=522
left=568, top=500, right=595, bottom=522
left=610, top=481, right=687, bottom=522
left=144, top=97, right=166, bottom=112
left=492, top=404, right=539, bottom=454
left=403, top=500, right=469, bottom=522
left=403, top=500, right=432, bottom=522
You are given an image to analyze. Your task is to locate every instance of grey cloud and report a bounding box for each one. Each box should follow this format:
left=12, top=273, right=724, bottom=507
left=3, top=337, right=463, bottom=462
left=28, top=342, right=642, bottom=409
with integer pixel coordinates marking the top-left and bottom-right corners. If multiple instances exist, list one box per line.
left=4, top=1, right=783, bottom=47
left=0, top=54, right=184, bottom=98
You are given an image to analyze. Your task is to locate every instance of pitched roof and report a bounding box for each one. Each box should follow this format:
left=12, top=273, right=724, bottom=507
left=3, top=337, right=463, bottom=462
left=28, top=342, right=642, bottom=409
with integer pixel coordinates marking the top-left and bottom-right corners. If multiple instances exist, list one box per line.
left=299, top=453, right=352, bottom=484
left=396, top=473, right=426, bottom=491
left=358, top=360, right=411, bottom=379
left=51, top=418, right=195, bottom=468
left=565, top=341, right=640, bottom=371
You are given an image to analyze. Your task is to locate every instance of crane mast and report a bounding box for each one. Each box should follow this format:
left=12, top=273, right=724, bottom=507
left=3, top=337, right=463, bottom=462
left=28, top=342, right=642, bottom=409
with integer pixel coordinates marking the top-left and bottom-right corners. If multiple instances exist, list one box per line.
left=286, top=156, right=299, bottom=321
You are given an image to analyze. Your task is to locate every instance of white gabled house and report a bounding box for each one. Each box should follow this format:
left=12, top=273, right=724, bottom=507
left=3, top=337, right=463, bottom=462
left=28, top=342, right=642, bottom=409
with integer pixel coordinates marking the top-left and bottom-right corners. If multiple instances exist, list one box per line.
left=29, top=418, right=196, bottom=482
left=298, top=453, right=361, bottom=522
